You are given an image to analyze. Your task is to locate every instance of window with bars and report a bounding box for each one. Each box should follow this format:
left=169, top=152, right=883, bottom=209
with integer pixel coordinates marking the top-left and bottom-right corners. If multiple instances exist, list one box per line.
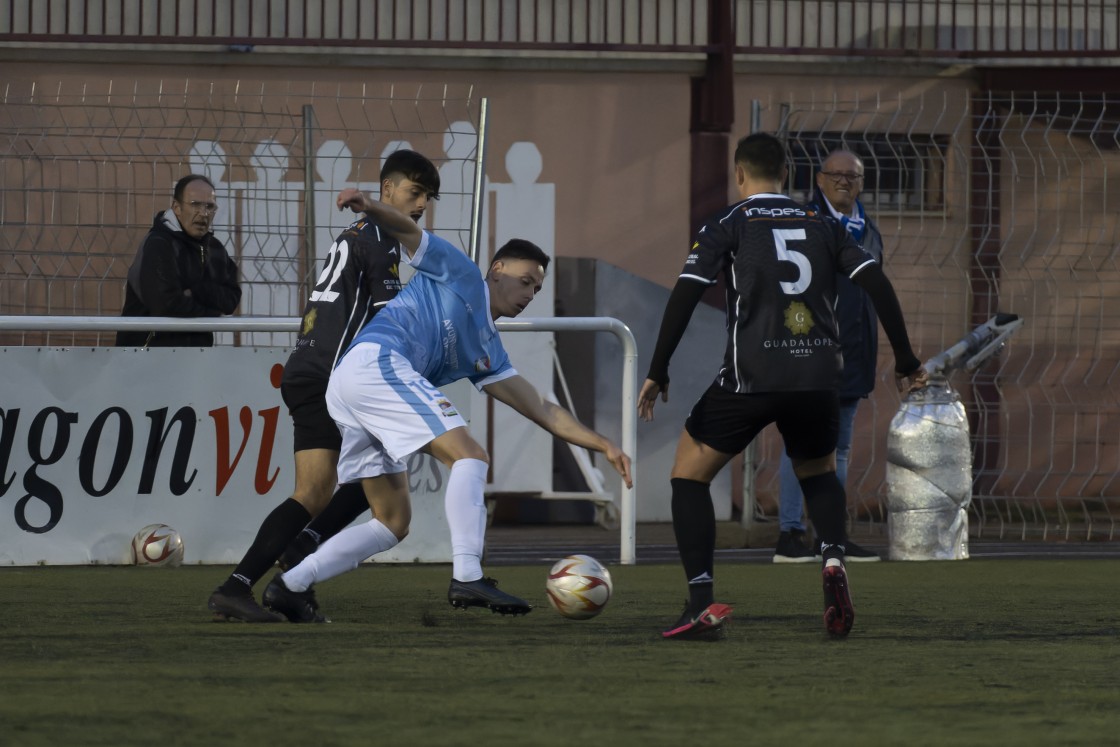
left=786, top=133, right=951, bottom=213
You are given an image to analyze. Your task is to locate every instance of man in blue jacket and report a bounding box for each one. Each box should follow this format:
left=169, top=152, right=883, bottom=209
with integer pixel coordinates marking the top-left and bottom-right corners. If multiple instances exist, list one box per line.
left=773, top=150, right=884, bottom=563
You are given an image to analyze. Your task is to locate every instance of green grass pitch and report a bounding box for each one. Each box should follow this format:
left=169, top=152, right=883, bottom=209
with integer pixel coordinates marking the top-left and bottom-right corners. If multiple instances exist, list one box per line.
left=1, top=560, right=1117, bottom=746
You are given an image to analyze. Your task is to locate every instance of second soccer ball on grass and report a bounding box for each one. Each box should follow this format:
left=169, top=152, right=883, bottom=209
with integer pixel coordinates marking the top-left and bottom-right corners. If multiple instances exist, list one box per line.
left=130, top=523, right=185, bottom=567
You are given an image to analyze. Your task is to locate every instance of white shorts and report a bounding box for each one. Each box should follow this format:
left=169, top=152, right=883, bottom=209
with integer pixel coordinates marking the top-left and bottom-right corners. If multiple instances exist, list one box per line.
left=326, top=342, right=467, bottom=484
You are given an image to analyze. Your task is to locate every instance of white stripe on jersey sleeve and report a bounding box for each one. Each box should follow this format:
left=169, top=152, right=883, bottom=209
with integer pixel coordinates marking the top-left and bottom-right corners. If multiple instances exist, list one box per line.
left=403, top=230, right=431, bottom=266
left=848, top=258, right=878, bottom=279
left=473, top=366, right=519, bottom=391
left=679, top=272, right=718, bottom=285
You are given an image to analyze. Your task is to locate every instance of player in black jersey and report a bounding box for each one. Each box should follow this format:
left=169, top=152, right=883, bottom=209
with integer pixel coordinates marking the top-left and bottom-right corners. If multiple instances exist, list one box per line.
left=638, top=133, right=928, bottom=640
left=208, top=149, right=440, bottom=622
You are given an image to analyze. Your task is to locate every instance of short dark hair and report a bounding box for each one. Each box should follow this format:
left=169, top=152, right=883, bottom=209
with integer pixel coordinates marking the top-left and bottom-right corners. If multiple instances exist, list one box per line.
left=733, top=133, right=787, bottom=181
left=492, top=238, right=550, bottom=273
left=381, top=149, right=440, bottom=198
left=173, top=174, right=215, bottom=202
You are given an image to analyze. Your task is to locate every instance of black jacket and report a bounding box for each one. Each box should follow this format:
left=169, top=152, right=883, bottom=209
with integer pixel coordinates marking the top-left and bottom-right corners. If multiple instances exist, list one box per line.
left=809, top=189, right=884, bottom=399
left=116, top=210, right=242, bottom=347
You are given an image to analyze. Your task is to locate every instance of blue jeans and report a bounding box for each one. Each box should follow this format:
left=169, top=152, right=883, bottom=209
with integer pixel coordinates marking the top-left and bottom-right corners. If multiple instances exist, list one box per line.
left=777, top=398, right=859, bottom=532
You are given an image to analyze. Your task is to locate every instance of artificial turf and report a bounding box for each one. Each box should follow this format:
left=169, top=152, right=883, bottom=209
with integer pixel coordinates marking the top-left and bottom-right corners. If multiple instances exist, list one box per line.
left=1, top=559, right=1117, bottom=746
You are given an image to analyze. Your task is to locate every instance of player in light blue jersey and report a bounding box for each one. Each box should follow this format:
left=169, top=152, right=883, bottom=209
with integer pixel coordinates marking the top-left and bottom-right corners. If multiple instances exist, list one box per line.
left=345, top=225, right=518, bottom=390
left=262, top=188, right=634, bottom=620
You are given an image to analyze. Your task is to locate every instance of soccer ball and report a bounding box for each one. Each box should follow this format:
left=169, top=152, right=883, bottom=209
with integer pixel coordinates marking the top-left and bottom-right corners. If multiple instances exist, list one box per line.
left=130, top=524, right=185, bottom=567
left=545, top=554, right=613, bottom=620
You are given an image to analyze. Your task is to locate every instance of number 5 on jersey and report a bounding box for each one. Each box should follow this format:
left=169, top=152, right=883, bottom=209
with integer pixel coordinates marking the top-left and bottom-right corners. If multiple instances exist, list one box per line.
left=773, top=228, right=811, bottom=295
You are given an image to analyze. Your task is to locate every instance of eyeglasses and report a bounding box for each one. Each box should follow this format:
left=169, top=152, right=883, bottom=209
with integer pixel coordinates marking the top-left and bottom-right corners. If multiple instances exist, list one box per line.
left=821, top=171, right=864, bottom=183
left=181, top=200, right=219, bottom=215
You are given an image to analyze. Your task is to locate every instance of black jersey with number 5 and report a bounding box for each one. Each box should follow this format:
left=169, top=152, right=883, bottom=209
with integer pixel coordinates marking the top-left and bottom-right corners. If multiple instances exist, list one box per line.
left=282, top=218, right=402, bottom=384
left=684, top=192, right=878, bottom=393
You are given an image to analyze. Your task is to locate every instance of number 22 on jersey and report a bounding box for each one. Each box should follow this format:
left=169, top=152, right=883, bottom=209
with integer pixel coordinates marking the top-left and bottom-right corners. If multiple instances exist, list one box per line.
left=309, top=239, right=351, bottom=303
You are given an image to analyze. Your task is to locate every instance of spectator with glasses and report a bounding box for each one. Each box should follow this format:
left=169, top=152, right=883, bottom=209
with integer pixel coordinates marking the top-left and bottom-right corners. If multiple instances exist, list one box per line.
left=117, top=174, right=241, bottom=347
left=773, top=149, right=885, bottom=563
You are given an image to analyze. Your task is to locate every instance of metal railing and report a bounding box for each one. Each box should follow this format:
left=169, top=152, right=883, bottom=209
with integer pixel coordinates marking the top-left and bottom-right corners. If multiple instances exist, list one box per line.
left=2, top=1, right=1117, bottom=59
left=0, top=313, right=641, bottom=564
left=735, top=0, right=1120, bottom=58
left=0, top=0, right=712, bottom=52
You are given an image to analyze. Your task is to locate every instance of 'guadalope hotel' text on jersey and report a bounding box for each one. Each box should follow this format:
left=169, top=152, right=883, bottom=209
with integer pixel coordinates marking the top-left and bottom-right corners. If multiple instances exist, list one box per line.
left=684, top=192, right=878, bottom=393
left=283, top=218, right=403, bottom=383
left=346, top=230, right=517, bottom=390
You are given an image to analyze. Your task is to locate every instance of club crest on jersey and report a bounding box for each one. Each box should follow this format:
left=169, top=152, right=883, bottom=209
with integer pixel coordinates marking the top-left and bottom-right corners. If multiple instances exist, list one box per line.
left=301, top=308, right=317, bottom=336
left=473, top=356, right=491, bottom=372
left=783, top=301, right=813, bottom=335
left=436, top=399, right=459, bottom=417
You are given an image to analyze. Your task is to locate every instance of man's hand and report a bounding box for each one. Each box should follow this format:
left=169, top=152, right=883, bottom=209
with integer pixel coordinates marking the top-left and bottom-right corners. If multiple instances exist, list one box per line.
left=896, top=365, right=930, bottom=394
left=337, top=188, right=373, bottom=213
left=638, top=378, right=669, bottom=422
left=603, top=442, right=634, bottom=489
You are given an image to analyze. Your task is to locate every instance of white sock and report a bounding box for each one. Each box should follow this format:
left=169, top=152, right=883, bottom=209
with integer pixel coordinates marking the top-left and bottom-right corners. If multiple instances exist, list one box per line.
left=283, top=518, right=399, bottom=592
left=444, top=458, right=489, bottom=582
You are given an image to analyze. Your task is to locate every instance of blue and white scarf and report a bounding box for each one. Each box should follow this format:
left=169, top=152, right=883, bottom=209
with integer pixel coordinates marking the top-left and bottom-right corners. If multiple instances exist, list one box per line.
left=839, top=201, right=866, bottom=245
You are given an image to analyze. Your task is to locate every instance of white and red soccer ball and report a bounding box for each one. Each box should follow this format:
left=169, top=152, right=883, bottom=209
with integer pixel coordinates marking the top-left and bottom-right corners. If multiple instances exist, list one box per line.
left=545, top=554, right=613, bottom=619
left=130, top=524, right=185, bottom=567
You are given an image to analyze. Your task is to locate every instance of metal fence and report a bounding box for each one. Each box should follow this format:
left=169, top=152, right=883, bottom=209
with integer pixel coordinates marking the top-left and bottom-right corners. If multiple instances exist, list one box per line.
left=747, top=89, right=1120, bottom=541
left=736, top=0, right=1120, bottom=56
left=3, top=74, right=1120, bottom=540
left=0, top=79, right=483, bottom=347
left=2, top=1, right=1117, bottom=58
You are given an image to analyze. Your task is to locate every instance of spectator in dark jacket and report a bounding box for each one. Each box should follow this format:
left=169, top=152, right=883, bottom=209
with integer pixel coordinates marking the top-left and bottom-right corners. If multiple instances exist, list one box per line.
left=773, top=150, right=884, bottom=563
left=116, top=174, right=241, bottom=347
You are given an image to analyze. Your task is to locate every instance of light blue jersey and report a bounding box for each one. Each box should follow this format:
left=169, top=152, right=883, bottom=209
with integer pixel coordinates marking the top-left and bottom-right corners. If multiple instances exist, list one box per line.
left=346, top=230, right=516, bottom=389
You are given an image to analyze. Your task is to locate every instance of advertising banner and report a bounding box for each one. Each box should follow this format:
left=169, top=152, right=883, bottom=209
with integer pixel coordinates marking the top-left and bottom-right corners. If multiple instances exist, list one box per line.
left=0, top=347, right=455, bottom=565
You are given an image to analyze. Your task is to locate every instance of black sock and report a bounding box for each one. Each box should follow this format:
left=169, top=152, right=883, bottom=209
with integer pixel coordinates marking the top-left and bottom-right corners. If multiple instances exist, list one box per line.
left=670, top=477, right=716, bottom=611
left=229, top=498, right=312, bottom=588
left=800, top=472, right=847, bottom=559
left=688, top=581, right=715, bottom=613
left=303, top=482, right=370, bottom=542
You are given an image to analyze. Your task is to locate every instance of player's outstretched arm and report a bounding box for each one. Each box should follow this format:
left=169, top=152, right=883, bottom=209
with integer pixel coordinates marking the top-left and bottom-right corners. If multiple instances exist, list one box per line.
left=336, top=187, right=422, bottom=255
left=640, top=278, right=707, bottom=421
left=851, top=263, right=927, bottom=393
left=484, top=375, right=634, bottom=489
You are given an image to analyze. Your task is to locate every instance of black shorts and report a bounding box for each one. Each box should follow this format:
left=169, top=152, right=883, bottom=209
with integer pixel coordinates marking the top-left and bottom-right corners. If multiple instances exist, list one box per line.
left=280, top=375, right=341, bottom=453
left=684, top=384, right=839, bottom=460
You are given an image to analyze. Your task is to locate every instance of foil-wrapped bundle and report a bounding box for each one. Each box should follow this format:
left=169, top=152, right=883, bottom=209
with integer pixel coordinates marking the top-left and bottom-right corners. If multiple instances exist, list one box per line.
left=885, top=313, right=1022, bottom=560
left=886, top=380, right=972, bottom=560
